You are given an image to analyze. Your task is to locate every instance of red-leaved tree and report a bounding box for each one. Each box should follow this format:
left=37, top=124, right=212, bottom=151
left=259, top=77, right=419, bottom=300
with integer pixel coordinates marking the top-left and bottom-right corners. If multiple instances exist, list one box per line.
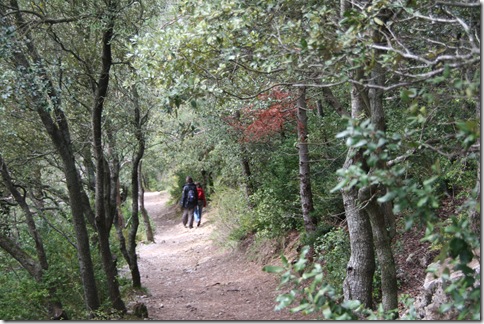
left=226, top=88, right=299, bottom=143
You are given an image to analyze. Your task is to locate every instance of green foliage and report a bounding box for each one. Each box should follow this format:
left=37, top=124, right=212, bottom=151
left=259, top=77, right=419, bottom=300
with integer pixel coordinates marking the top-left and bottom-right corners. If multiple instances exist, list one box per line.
left=0, top=267, right=48, bottom=320
left=333, top=108, right=479, bottom=317
left=399, top=294, right=418, bottom=320
left=313, top=227, right=350, bottom=295
left=263, top=246, right=362, bottom=320
left=425, top=215, right=480, bottom=320
left=248, top=188, right=301, bottom=239
left=1, top=0, right=479, bottom=319
left=165, top=171, right=187, bottom=205
left=209, top=183, right=251, bottom=246
left=300, top=222, right=334, bottom=248
left=263, top=246, right=401, bottom=320
left=0, top=209, right=136, bottom=320
left=0, top=227, right=84, bottom=319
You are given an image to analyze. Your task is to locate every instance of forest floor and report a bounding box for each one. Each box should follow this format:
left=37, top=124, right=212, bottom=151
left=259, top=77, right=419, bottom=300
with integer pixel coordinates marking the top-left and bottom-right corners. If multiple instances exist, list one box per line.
left=130, top=191, right=314, bottom=321
left=129, top=190, right=436, bottom=320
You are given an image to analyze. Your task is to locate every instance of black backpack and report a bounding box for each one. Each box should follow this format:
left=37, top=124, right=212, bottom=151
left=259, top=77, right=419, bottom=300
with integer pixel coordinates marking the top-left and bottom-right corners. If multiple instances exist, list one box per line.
left=186, top=186, right=196, bottom=205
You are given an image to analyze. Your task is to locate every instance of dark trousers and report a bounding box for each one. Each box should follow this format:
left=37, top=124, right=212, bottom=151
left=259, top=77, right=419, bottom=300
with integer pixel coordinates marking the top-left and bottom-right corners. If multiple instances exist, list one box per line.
left=182, top=206, right=195, bottom=228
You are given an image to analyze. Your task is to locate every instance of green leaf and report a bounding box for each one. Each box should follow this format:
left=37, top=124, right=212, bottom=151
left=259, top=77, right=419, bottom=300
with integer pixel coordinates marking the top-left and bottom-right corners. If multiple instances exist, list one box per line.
left=331, top=179, right=348, bottom=193
left=377, top=190, right=396, bottom=203
left=300, top=38, right=308, bottom=50
left=448, top=238, right=468, bottom=259
left=262, top=265, right=285, bottom=273
left=417, top=196, right=428, bottom=207
left=373, top=17, right=384, bottom=26
left=353, top=139, right=367, bottom=148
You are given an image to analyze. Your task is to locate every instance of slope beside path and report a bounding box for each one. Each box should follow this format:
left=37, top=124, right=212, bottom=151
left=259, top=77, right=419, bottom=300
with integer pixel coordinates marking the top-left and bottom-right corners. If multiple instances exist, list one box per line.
left=133, top=191, right=310, bottom=320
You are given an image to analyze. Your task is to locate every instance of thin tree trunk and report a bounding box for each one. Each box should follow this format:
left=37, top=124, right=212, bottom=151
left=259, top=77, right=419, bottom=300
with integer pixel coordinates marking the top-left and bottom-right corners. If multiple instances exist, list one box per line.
left=128, top=155, right=142, bottom=288
left=91, top=4, right=126, bottom=312
left=359, top=185, right=397, bottom=313
left=296, top=87, right=316, bottom=233
left=139, top=161, right=154, bottom=242
left=2, top=3, right=100, bottom=311
left=321, top=87, right=349, bottom=117
left=0, top=155, right=48, bottom=272
left=112, top=176, right=130, bottom=270
left=240, top=150, right=254, bottom=199
left=470, top=69, right=481, bottom=238
left=127, top=85, right=145, bottom=288
left=232, top=110, right=255, bottom=200
left=0, top=156, right=68, bottom=319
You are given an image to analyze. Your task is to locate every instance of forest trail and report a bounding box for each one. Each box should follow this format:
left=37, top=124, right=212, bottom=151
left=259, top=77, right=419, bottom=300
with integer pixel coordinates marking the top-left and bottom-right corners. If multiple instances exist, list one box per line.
left=134, top=191, right=309, bottom=320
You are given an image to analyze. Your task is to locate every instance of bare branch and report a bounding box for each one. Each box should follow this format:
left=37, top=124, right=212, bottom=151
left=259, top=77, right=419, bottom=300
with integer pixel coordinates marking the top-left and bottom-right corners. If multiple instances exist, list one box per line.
left=436, top=1, right=481, bottom=8
left=2, top=8, right=90, bottom=24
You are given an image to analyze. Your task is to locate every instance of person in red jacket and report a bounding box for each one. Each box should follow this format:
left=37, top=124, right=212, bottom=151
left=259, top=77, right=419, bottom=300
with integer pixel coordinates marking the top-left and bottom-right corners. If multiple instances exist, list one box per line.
left=194, top=182, right=207, bottom=227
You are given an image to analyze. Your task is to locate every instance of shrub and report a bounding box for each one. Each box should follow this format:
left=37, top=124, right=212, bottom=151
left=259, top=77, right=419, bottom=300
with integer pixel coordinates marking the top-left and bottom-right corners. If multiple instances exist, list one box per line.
left=313, top=227, right=350, bottom=294
left=249, top=188, right=301, bottom=239
left=209, top=184, right=251, bottom=246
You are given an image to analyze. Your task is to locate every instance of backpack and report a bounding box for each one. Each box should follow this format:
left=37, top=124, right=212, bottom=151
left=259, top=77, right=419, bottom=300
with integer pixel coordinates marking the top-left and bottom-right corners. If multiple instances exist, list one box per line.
left=187, top=187, right=196, bottom=204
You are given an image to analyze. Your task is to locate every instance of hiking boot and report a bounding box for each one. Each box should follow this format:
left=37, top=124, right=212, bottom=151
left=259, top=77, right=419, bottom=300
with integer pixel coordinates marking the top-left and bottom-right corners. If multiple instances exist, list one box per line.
left=197, top=222, right=201, bottom=227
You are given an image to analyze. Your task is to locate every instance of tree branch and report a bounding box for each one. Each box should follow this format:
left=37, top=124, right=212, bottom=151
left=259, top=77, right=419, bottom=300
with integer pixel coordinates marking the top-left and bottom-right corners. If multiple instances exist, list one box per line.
left=435, top=1, right=481, bottom=8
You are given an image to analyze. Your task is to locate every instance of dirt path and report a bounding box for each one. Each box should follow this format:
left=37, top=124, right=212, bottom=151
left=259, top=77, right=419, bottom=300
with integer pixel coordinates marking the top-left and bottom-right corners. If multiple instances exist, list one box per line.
left=134, top=191, right=309, bottom=320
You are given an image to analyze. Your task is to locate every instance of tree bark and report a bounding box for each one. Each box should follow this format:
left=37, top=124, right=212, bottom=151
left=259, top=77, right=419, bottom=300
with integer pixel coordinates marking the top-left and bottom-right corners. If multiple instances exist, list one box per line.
left=2, top=2, right=101, bottom=312
left=342, top=183, right=375, bottom=309
left=0, top=155, right=68, bottom=320
left=128, top=155, right=142, bottom=288
left=366, top=19, right=398, bottom=314
left=127, top=85, right=145, bottom=288
left=0, top=155, right=48, bottom=273
left=91, top=3, right=126, bottom=312
left=296, top=87, right=317, bottom=233
left=139, top=161, right=154, bottom=242
left=359, top=185, right=397, bottom=314
left=321, top=87, right=349, bottom=117
left=240, top=150, right=254, bottom=199
left=470, top=68, right=481, bottom=238
left=341, top=69, right=375, bottom=308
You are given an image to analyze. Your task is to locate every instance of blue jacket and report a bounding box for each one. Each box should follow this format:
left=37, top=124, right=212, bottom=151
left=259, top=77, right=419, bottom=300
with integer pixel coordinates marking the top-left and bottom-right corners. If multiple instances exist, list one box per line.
left=180, top=182, right=198, bottom=208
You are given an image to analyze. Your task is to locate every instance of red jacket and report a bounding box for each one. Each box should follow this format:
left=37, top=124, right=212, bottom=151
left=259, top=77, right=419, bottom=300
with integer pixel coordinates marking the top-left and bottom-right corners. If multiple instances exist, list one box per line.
left=197, top=187, right=207, bottom=207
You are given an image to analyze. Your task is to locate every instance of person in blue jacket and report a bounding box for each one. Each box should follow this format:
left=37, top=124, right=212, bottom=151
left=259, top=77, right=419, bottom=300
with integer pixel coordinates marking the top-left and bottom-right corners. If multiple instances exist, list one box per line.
left=180, top=176, right=198, bottom=228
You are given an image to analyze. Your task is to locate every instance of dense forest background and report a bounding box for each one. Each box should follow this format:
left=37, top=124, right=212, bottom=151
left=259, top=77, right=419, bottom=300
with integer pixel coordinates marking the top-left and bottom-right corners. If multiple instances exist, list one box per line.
left=0, top=0, right=480, bottom=320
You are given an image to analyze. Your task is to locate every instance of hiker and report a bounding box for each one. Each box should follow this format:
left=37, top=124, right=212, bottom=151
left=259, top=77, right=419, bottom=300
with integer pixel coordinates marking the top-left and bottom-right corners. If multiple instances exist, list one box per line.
left=180, top=176, right=198, bottom=228
left=194, top=182, right=207, bottom=227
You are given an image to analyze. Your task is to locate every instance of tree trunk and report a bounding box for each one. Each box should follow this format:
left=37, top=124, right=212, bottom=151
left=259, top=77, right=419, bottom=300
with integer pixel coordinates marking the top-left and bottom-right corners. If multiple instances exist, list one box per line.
left=233, top=110, right=255, bottom=200
left=139, top=161, right=154, bottom=242
left=341, top=69, right=375, bottom=308
left=91, top=4, right=126, bottom=312
left=366, top=23, right=398, bottom=314
left=470, top=69, right=481, bottom=238
left=0, top=155, right=48, bottom=272
left=296, top=87, right=316, bottom=233
left=106, top=136, right=130, bottom=263
left=341, top=158, right=375, bottom=308
left=128, top=153, right=142, bottom=288
left=0, top=156, right=68, bottom=319
left=321, top=87, right=349, bottom=117
left=2, top=3, right=101, bottom=311
left=240, top=150, right=254, bottom=200
left=359, top=186, right=397, bottom=314
left=127, top=85, right=145, bottom=288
